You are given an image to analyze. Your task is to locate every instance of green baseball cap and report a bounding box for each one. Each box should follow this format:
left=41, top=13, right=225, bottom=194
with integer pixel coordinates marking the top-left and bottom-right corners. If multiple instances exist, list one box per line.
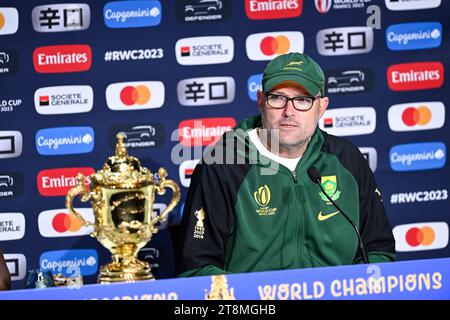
left=262, top=52, right=325, bottom=96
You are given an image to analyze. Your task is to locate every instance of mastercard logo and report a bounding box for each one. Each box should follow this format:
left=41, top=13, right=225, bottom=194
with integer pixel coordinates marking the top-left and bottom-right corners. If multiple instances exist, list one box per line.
left=120, top=85, right=151, bottom=106
left=402, top=106, right=431, bottom=126
left=106, top=81, right=165, bottom=111
left=38, top=208, right=94, bottom=238
left=260, top=36, right=290, bottom=56
left=405, top=226, right=435, bottom=246
left=393, top=222, right=449, bottom=252
left=52, top=213, right=84, bottom=233
left=388, top=101, right=445, bottom=132
left=0, top=12, right=5, bottom=29
left=246, top=31, right=304, bottom=61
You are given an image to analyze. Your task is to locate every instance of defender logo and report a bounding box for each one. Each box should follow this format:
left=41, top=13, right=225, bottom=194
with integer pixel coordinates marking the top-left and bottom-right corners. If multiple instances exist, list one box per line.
left=0, top=49, right=19, bottom=75
left=254, top=185, right=276, bottom=215
left=319, top=176, right=341, bottom=203
left=326, top=68, right=373, bottom=94
left=176, top=0, right=230, bottom=23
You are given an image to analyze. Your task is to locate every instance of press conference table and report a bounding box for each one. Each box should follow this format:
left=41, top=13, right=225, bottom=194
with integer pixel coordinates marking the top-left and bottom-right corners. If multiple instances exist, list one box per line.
left=0, top=258, right=449, bottom=300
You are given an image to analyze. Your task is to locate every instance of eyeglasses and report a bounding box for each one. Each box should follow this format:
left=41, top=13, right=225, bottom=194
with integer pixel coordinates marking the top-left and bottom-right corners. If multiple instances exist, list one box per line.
left=264, top=93, right=321, bottom=111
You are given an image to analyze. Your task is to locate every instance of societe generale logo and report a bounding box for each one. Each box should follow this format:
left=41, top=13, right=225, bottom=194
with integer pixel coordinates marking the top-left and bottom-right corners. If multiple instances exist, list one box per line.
left=37, top=167, right=94, bottom=196
left=38, top=208, right=94, bottom=238
left=393, top=222, right=448, bottom=252
left=175, top=36, right=234, bottom=66
left=245, top=0, right=303, bottom=20
left=387, top=61, right=444, bottom=91
left=319, top=107, right=376, bottom=136
left=33, top=44, right=92, bottom=73
left=0, top=212, right=25, bottom=241
left=106, top=81, right=164, bottom=111
left=178, top=117, right=236, bottom=147
left=34, top=85, right=94, bottom=115
left=246, top=31, right=304, bottom=61
left=179, top=159, right=200, bottom=187
left=388, top=101, right=445, bottom=132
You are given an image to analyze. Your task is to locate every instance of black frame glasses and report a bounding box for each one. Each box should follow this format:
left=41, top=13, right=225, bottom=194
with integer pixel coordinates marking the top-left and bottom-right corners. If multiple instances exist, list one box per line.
left=264, top=93, right=321, bottom=111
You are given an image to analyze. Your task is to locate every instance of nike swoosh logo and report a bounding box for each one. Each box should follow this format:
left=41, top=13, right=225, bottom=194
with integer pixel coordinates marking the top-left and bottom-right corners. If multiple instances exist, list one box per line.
left=317, top=210, right=340, bottom=221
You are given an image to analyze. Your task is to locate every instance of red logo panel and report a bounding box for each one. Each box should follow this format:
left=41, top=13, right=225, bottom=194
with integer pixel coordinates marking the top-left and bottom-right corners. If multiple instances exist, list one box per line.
left=245, top=0, right=303, bottom=20
left=178, top=118, right=236, bottom=147
left=33, top=45, right=92, bottom=73
left=37, top=167, right=95, bottom=196
left=387, top=61, right=444, bottom=91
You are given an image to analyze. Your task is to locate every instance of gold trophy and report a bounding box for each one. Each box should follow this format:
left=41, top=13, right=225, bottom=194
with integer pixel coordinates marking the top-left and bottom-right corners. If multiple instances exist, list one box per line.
left=65, top=133, right=180, bottom=283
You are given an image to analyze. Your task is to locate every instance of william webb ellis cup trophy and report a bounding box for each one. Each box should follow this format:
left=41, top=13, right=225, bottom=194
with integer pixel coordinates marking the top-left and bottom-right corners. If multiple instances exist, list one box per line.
left=65, top=133, right=180, bottom=283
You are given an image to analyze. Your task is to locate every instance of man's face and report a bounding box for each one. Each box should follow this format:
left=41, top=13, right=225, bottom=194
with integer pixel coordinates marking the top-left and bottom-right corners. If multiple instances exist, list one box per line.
left=257, top=84, right=329, bottom=157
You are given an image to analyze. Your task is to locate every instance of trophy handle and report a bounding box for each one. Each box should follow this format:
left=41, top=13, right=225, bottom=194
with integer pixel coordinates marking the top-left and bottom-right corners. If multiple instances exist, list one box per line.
left=153, top=168, right=180, bottom=226
left=65, top=173, right=96, bottom=232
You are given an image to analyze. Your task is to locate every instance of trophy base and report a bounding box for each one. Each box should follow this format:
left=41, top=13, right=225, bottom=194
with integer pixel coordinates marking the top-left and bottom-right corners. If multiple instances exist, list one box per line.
left=97, top=260, right=155, bottom=284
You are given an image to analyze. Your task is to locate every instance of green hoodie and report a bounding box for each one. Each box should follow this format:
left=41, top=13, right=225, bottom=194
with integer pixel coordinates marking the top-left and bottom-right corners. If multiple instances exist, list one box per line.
left=176, top=115, right=395, bottom=277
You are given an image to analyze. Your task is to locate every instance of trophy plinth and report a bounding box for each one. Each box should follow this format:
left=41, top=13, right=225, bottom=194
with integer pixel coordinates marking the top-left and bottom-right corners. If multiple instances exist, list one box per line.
left=66, top=133, right=180, bottom=283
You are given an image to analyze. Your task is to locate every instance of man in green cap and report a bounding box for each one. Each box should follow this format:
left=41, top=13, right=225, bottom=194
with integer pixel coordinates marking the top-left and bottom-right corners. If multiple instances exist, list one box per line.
left=176, top=52, right=395, bottom=277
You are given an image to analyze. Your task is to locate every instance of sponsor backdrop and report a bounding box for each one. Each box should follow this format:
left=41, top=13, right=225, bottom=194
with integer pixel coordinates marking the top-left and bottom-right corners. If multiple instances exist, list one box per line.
left=0, top=0, right=449, bottom=290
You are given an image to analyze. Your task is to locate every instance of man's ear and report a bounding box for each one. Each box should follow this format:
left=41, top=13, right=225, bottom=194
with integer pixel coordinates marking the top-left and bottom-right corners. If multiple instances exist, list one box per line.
left=318, top=96, right=329, bottom=119
left=257, top=90, right=264, bottom=113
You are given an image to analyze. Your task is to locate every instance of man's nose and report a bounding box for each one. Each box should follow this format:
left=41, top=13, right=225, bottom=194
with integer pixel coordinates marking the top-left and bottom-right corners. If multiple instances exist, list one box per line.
left=282, top=99, right=296, bottom=116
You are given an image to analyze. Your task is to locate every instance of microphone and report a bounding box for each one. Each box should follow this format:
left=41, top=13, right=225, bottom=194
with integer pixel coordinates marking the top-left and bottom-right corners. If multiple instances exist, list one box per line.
left=307, top=167, right=369, bottom=264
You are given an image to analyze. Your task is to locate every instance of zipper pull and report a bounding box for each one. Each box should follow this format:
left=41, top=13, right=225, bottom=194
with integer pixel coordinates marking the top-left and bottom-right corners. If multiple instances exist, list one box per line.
left=291, top=171, right=298, bottom=183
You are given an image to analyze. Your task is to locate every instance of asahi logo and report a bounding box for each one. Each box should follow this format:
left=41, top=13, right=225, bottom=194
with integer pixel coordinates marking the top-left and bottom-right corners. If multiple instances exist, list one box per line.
left=387, top=62, right=444, bottom=91
left=0, top=131, right=22, bottom=159
left=245, top=0, right=303, bottom=20
left=4, top=254, right=26, bottom=281
left=317, top=26, right=373, bottom=56
left=32, top=3, right=91, bottom=32
left=177, top=76, right=235, bottom=106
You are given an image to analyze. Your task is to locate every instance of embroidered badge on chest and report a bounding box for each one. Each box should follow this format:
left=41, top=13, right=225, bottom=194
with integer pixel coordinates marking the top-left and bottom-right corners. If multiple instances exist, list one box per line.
left=193, top=207, right=206, bottom=239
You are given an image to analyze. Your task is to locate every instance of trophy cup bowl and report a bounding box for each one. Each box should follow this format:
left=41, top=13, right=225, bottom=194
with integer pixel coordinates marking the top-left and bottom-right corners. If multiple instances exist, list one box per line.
left=65, top=133, right=180, bottom=283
